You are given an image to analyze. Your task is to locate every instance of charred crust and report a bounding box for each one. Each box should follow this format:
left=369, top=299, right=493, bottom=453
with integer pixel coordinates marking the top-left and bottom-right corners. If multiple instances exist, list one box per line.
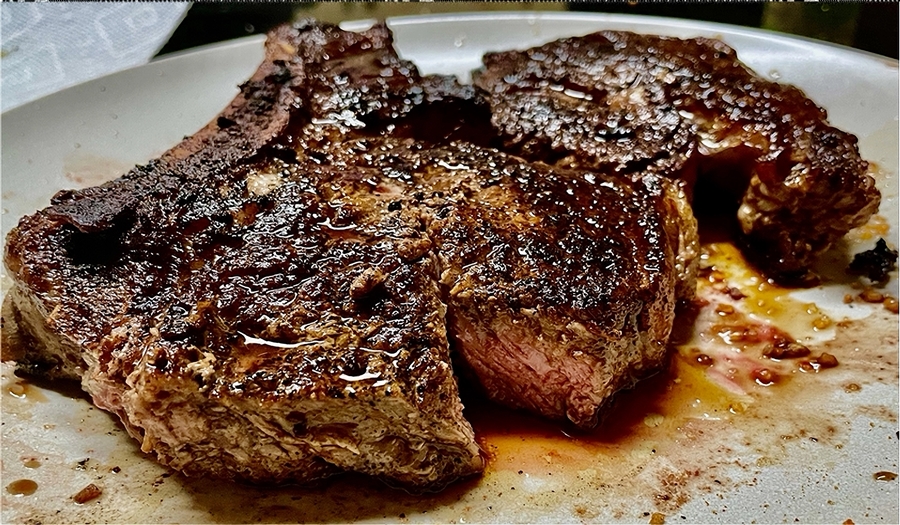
left=848, top=238, right=898, bottom=283
left=217, top=116, right=237, bottom=129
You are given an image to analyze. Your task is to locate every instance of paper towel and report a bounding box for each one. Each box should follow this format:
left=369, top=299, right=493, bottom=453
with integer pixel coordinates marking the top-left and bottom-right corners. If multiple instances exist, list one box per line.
left=1, top=3, right=190, bottom=112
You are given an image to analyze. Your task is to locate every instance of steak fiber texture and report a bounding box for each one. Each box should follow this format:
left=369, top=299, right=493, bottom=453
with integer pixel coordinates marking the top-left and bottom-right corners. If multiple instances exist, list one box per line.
left=474, top=30, right=880, bottom=278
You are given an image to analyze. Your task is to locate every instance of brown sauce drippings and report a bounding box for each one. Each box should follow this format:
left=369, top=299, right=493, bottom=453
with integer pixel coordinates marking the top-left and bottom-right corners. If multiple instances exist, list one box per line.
left=6, top=380, right=49, bottom=402
left=873, top=471, right=897, bottom=481
left=467, top=349, right=741, bottom=472
left=6, top=479, right=38, bottom=496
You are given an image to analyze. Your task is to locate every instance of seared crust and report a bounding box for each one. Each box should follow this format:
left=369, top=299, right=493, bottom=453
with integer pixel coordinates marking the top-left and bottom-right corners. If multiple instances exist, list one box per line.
left=474, top=30, right=880, bottom=277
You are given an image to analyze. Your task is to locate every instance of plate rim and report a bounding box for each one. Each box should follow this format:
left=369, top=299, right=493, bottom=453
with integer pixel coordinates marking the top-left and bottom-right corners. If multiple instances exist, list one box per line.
left=382, top=10, right=900, bottom=65
left=3, top=10, right=897, bottom=118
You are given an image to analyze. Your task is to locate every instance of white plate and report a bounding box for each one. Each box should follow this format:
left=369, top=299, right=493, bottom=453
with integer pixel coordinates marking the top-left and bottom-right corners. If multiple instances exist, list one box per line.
left=2, top=12, right=898, bottom=524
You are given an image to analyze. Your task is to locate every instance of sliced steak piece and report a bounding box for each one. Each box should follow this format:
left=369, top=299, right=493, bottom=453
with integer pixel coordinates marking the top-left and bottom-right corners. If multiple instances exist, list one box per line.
left=4, top=20, right=485, bottom=490
left=474, top=30, right=880, bottom=278
left=422, top=146, right=685, bottom=429
left=6, top=163, right=482, bottom=488
left=290, top=137, right=694, bottom=428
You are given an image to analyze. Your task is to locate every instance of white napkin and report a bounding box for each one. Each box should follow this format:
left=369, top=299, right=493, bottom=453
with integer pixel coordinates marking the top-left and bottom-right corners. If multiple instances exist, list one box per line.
left=1, top=3, right=190, bottom=112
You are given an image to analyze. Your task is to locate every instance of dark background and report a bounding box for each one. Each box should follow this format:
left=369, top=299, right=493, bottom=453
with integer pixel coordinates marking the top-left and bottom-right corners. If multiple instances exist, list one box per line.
left=157, top=2, right=898, bottom=59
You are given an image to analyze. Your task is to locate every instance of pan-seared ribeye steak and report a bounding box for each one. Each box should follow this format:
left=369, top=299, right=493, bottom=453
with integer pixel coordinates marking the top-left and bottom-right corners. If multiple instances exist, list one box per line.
left=474, top=30, right=880, bottom=277
left=4, top=20, right=491, bottom=489
left=4, top=19, right=695, bottom=486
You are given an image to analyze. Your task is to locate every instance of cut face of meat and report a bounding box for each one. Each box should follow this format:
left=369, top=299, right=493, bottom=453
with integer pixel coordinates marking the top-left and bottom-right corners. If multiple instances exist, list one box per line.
left=423, top=147, right=681, bottom=429
left=474, top=30, right=881, bottom=278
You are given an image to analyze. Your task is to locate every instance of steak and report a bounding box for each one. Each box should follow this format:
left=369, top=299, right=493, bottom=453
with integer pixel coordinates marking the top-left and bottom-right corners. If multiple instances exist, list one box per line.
left=3, top=20, right=695, bottom=487
left=5, top=20, right=487, bottom=489
left=474, top=30, right=881, bottom=278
